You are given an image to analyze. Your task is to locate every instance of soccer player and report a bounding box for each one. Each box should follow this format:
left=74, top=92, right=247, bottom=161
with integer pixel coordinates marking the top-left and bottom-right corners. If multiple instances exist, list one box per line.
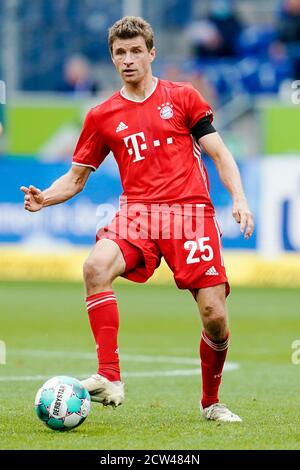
left=21, top=16, right=254, bottom=422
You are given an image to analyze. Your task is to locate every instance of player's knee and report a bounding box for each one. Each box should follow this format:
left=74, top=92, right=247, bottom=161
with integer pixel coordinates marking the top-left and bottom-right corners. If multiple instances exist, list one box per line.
left=201, top=304, right=227, bottom=341
left=83, top=256, right=113, bottom=289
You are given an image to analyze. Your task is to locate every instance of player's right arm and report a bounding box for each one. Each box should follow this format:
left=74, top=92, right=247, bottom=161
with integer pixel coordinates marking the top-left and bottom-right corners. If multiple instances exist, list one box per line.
left=21, top=108, right=109, bottom=212
left=20, top=164, right=92, bottom=212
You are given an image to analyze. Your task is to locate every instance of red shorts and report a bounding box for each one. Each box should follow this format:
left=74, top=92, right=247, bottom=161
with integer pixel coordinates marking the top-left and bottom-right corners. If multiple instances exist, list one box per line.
left=97, top=204, right=229, bottom=299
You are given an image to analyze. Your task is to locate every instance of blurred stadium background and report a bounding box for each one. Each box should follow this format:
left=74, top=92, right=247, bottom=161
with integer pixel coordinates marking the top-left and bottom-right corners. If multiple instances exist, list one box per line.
left=1, top=0, right=300, bottom=450
left=0, top=0, right=299, bottom=286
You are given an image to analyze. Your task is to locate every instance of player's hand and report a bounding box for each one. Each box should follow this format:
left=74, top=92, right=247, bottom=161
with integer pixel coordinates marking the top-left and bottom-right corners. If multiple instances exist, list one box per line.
left=20, top=185, right=44, bottom=212
left=232, top=199, right=254, bottom=239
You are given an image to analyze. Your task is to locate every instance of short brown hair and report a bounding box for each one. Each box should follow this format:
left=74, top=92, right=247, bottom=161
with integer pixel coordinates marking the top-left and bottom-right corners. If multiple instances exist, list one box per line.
left=108, top=16, right=154, bottom=54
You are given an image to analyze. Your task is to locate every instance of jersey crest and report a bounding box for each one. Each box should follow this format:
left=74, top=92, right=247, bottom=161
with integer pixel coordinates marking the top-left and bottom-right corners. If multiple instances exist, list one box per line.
left=158, top=102, right=174, bottom=120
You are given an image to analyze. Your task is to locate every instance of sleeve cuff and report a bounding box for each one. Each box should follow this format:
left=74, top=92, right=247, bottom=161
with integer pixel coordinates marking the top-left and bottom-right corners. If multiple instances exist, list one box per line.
left=72, top=161, right=97, bottom=171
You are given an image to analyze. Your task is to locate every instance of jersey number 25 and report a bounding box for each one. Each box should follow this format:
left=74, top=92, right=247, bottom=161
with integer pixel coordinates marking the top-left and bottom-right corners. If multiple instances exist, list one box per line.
left=184, top=237, right=214, bottom=264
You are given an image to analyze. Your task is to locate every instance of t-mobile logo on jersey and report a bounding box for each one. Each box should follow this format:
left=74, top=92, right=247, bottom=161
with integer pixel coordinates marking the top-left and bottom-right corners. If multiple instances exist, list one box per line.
left=124, top=132, right=147, bottom=162
left=124, top=132, right=173, bottom=163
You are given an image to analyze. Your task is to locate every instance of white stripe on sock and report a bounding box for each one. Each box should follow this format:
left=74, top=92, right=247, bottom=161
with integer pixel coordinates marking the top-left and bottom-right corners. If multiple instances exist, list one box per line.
left=87, top=295, right=116, bottom=306
left=87, top=296, right=117, bottom=310
left=201, top=332, right=229, bottom=352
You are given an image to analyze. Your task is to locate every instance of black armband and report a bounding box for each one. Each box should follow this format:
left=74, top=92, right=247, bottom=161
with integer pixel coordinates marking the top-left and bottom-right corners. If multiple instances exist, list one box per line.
left=191, top=116, right=216, bottom=140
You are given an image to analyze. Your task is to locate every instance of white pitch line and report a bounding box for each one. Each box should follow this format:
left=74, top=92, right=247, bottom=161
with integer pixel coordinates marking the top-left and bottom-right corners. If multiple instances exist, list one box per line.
left=1, top=349, right=239, bottom=382
left=10, top=349, right=200, bottom=365
left=123, top=355, right=199, bottom=365
left=0, top=364, right=239, bottom=382
left=9, top=349, right=235, bottom=366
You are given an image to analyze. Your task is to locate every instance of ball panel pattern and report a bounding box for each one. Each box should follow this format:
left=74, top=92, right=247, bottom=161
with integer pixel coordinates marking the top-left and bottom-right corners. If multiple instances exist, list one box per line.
left=35, top=376, right=91, bottom=432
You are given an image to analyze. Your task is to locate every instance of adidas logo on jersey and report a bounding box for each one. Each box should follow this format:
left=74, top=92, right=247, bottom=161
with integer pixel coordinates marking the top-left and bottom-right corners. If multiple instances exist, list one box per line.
left=205, top=266, right=219, bottom=276
left=116, top=121, right=128, bottom=133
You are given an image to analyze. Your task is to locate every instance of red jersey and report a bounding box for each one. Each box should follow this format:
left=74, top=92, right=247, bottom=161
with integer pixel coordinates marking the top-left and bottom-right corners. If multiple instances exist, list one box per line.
left=72, top=78, right=214, bottom=212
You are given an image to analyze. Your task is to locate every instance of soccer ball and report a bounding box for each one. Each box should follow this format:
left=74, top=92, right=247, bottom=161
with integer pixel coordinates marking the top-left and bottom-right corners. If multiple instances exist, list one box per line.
left=34, top=376, right=91, bottom=431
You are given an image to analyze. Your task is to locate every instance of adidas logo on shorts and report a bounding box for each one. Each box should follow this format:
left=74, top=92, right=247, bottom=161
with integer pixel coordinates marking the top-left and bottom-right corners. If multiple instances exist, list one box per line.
left=205, top=266, right=219, bottom=276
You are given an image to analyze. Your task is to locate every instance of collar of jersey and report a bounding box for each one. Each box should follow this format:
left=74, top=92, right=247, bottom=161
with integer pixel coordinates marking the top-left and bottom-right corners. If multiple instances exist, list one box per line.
left=120, top=77, right=159, bottom=103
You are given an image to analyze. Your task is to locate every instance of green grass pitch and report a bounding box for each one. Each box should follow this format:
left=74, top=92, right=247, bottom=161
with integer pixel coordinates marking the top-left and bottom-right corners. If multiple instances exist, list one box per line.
left=0, top=281, right=300, bottom=450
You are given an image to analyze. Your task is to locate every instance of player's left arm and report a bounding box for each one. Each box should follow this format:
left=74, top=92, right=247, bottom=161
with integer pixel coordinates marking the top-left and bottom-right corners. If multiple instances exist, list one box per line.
left=199, top=132, right=254, bottom=239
